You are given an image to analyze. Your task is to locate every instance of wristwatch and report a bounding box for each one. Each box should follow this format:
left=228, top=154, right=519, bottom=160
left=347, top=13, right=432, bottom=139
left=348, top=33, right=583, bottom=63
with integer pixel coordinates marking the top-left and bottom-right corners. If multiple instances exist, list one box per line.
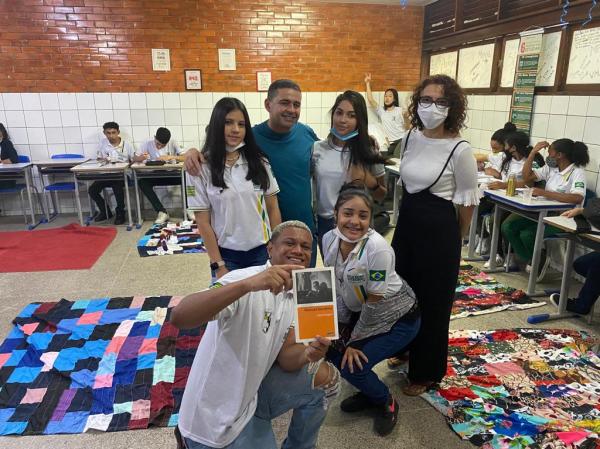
left=210, top=260, right=225, bottom=270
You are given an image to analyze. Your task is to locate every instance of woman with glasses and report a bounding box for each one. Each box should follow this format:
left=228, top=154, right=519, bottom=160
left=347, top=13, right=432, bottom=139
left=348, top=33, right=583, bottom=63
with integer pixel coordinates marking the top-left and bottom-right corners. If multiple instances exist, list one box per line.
left=389, top=75, right=479, bottom=395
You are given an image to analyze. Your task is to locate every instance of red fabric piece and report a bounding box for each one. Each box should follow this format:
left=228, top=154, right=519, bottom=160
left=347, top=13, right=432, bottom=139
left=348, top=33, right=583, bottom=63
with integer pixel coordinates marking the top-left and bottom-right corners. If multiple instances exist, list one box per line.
left=0, top=223, right=116, bottom=272
left=534, top=379, right=567, bottom=386
left=491, top=330, right=520, bottom=341
left=467, top=375, right=502, bottom=387
left=449, top=337, right=470, bottom=346
left=438, top=387, right=479, bottom=401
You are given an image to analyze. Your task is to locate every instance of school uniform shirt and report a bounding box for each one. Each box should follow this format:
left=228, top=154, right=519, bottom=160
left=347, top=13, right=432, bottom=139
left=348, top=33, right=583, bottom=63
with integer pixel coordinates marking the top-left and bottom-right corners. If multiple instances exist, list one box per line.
left=375, top=106, right=405, bottom=142
left=485, top=151, right=504, bottom=170
left=491, top=156, right=527, bottom=182
left=533, top=163, right=587, bottom=205
left=186, top=154, right=280, bottom=251
left=178, top=262, right=295, bottom=448
left=97, top=137, right=135, bottom=162
left=137, top=138, right=181, bottom=159
left=0, top=139, right=19, bottom=163
left=312, top=137, right=385, bottom=219
left=399, top=129, right=480, bottom=206
left=322, top=228, right=416, bottom=343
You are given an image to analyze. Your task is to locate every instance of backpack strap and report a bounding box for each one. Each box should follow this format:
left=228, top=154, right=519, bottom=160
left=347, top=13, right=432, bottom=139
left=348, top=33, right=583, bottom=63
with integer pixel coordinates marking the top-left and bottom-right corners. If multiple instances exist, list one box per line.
left=425, top=139, right=468, bottom=191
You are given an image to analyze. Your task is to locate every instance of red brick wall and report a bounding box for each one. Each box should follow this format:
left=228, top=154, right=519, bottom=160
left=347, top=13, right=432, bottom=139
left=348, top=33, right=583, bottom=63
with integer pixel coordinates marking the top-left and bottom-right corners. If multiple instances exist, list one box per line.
left=0, top=0, right=424, bottom=92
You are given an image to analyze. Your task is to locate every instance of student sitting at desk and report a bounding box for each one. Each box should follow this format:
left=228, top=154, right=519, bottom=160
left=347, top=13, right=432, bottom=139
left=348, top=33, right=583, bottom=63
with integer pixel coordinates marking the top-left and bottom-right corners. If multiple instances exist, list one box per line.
left=133, top=127, right=183, bottom=225
left=502, top=138, right=589, bottom=272
left=474, top=122, right=516, bottom=172
left=89, top=121, right=135, bottom=225
left=550, top=207, right=600, bottom=315
left=0, top=123, right=19, bottom=189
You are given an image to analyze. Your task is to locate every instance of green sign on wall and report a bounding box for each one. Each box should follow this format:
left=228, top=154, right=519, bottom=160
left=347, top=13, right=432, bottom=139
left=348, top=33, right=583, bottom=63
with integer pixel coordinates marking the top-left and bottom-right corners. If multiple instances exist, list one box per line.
left=515, top=72, right=537, bottom=88
left=511, top=108, right=532, bottom=127
left=518, top=54, right=540, bottom=71
left=513, top=91, right=534, bottom=107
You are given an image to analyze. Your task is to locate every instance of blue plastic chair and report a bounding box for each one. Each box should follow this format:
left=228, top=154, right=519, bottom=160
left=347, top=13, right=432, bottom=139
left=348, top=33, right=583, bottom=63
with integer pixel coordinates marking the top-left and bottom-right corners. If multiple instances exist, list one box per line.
left=43, top=153, right=85, bottom=219
left=0, top=155, right=43, bottom=224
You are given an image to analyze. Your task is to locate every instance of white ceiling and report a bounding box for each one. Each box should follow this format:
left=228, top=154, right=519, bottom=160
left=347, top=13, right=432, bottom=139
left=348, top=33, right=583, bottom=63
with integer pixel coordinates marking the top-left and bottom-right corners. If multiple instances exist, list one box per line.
left=306, top=0, right=436, bottom=5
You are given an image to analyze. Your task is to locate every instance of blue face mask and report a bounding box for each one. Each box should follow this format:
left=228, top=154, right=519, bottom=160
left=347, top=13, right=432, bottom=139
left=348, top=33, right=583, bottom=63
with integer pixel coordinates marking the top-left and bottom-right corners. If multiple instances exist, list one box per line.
left=330, top=127, right=358, bottom=141
left=545, top=156, right=558, bottom=168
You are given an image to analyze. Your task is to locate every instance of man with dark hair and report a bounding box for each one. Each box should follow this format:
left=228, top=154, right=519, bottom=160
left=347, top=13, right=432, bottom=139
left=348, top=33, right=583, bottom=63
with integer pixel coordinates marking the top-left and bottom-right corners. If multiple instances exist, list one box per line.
left=89, top=121, right=135, bottom=225
left=134, top=127, right=184, bottom=224
left=185, top=80, right=320, bottom=265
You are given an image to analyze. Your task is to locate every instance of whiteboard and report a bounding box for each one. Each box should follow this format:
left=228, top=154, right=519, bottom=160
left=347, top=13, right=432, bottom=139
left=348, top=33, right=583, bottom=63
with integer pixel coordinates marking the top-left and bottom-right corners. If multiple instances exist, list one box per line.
left=457, top=43, right=495, bottom=88
left=430, top=51, right=458, bottom=78
left=536, top=32, right=561, bottom=87
left=567, top=27, right=600, bottom=84
left=500, top=39, right=519, bottom=87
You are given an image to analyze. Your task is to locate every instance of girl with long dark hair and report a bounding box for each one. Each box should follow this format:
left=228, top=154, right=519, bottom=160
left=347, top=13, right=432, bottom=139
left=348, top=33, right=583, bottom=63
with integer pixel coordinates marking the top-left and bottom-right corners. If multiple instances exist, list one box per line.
left=186, top=98, right=281, bottom=279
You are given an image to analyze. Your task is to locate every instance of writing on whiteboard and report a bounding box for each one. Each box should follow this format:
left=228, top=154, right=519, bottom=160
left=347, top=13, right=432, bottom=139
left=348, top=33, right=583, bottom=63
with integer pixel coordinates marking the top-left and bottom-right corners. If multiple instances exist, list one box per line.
left=536, top=32, right=561, bottom=87
left=567, top=27, right=600, bottom=84
left=430, top=51, right=458, bottom=78
left=457, top=43, right=495, bottom=88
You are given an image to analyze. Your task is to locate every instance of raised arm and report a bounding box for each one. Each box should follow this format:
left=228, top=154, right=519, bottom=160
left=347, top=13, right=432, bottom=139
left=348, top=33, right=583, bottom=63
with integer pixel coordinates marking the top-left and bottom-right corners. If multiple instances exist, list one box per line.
left=523, top=141, right=548, bottom=184
left=364, top=73, right=378, bottom=109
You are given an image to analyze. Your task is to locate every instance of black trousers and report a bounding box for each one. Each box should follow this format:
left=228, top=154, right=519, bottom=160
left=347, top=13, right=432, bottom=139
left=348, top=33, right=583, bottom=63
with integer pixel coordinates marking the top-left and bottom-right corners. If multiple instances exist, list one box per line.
left=138, top=178, right=181, bottom=213
left=88, top=180, right=125, bottom=214
left=391, top=188, right=461, bottom=383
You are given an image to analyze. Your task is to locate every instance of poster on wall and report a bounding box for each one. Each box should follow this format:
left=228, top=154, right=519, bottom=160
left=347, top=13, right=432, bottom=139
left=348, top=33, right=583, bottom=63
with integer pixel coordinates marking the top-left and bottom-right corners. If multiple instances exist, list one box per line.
left=184, top=70, right=202, bottom=90
left=152, top=49, right=171, bottom=71
left=218, top=49, right=236, bottom=71
left=256, top=71, right=272, bottom=91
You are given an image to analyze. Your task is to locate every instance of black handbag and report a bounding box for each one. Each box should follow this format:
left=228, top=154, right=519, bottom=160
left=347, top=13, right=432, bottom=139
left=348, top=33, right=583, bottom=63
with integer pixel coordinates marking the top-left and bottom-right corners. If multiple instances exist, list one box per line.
left=574, top=197, right=600, bottom=234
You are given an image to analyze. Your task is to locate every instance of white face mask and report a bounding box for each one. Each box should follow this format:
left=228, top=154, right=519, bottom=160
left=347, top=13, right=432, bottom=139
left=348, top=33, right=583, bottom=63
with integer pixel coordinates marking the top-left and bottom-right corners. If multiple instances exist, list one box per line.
left=225, top=142, right=245, bottom=153
left=333, top=226, right=368, bottom=244
left=417, top=104, right=449, bottom=130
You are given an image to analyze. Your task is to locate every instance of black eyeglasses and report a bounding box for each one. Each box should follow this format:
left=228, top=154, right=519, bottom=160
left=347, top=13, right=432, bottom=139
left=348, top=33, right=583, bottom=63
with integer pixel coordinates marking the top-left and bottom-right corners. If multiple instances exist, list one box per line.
left=418, top=96, right=450, bottom=108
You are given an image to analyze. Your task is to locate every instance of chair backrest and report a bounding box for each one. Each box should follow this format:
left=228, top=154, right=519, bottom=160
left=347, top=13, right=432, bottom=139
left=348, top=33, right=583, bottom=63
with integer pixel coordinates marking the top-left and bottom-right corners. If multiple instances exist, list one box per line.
left=584, top=189, right=597, bottom=207
left=51, top=153, right=84, bottom=159
left=17, top=155, right=30, bottom=163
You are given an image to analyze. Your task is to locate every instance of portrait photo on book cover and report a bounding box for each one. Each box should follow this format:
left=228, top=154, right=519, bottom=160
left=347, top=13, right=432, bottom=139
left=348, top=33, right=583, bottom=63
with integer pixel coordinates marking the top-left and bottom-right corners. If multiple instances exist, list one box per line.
left=294, top=269, right=334, bottom=305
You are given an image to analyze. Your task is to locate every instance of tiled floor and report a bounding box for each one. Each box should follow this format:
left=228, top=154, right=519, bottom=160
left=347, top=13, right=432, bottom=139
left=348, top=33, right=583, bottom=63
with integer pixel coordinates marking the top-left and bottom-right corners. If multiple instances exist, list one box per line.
left=0, top=215, right=597, bottom=449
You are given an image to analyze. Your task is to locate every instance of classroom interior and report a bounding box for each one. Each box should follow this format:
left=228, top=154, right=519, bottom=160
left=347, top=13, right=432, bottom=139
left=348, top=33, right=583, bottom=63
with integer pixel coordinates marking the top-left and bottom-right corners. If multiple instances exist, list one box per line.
left=1, top=0, right=600, bottom=448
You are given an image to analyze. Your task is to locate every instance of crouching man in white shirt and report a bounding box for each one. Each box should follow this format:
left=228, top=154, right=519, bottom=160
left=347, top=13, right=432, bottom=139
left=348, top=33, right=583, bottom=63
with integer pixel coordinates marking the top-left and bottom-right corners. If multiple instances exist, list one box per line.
left=170, top=220, right=340, bottom=449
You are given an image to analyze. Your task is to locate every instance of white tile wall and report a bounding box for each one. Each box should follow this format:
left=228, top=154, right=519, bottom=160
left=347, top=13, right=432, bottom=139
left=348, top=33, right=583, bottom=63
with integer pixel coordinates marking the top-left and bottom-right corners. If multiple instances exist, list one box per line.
left=465, top=94, right=600, bottom=200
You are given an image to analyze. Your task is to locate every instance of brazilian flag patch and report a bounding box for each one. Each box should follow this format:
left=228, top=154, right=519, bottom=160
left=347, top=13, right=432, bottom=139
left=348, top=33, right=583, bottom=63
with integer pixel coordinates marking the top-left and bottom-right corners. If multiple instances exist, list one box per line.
left=186, top=185, right=196, bottom=197
left=209, top=282, right=223, bottom=289
left=369, top=270, right=386, bottom=281
left=574, top=182, right=584, bottom=188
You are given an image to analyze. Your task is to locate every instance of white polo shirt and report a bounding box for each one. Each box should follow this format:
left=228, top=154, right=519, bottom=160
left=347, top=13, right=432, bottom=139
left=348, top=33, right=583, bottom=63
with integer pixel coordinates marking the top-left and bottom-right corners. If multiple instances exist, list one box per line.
left=533, top=163, right=587, bottom=205
left=186, top=155, right=280, bottom=251
left=137, top=138, right=182, bottom=159
left=97, top=137, right=135, bottom=162
left=312, top=138, right=385, bottom=219
left=177, top=263, right=295, bottom=448
left=375, top=106, right=404, bottom=142
left=491, top=156, right=527, bottom=182
left=322, top=228, right=414, bottom=322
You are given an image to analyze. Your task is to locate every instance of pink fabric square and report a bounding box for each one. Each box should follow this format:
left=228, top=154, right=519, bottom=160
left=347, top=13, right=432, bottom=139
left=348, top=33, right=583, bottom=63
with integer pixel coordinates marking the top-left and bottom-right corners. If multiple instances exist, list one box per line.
left=21, top=323, right=38, bottom=335
left=78, top=311, right=102, bottom=325
left=0, top=353, right=11, bottom=369
left=94, top=374, right=113, bottom=388
left=131, top=399, right=151, bottom=420
left=131, top=296, right=146, bottom=309
left=22, top=388, right=48, bottom=404
left=169, top=296, right=183, bottom=307
left=484, top=361, right=525, bottom=376
left=105, top=336, right=126, bottom=354
left=556, top=431, right=589, bottom=445
left=139, top=338, right=157, bottom=355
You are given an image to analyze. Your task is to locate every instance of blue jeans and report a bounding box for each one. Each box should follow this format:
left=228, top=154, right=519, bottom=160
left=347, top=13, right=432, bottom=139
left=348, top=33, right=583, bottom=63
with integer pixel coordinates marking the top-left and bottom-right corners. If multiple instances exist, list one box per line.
left=211, top=245, right=269, bottom=280
left=183, top=363, right=326, bottom=449
left=573, top=251, right=600, bottom=313
left=327, top=316, right=421, bottom=405
left=316, top=216, right=335, bottom=261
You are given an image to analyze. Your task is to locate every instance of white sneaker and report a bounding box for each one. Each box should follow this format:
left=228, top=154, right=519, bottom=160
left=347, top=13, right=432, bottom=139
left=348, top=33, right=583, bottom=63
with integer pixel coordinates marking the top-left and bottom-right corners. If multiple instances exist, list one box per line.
left=483, top=254, right=504, bottom=269
left=154, top=211, right=170, bottom=224
left=525, top=264, right=532, bottom=273
left=187, top=209, right=196, bottom=221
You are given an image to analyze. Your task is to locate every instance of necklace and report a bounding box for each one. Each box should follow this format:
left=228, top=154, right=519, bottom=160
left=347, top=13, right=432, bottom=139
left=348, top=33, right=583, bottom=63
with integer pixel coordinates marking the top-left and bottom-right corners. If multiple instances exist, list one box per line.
left=225, top=152, right=240, bottom=165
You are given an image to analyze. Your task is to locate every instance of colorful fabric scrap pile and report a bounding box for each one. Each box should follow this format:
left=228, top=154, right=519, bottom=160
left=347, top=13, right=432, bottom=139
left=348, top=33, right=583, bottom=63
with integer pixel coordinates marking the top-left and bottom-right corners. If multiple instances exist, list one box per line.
left=137, top=221, right=205, bottom=257
left=0, top=296, right=203, bottom=435
left=452, top=266, right=545, bottom=319
left=423, top=328, right=600, bottom=449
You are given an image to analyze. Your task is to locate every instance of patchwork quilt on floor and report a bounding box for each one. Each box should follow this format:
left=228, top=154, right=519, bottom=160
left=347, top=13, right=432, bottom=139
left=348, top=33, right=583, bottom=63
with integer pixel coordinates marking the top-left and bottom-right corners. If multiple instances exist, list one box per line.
left=423, top=329, right=600, bottom=449
left=0, top=296, right=203, bottom=435
left=452, top=266, right=545, bottom=320
left=137, top=221, right=206, bottom=257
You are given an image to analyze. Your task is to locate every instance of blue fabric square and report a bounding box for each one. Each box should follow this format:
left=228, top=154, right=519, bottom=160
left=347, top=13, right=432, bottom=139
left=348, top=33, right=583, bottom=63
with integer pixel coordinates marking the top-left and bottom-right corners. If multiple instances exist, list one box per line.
left=0, top=338, right=24, bottom=353
left=70, top=369, right=96, bottom=388
left=71, top=300, right=90, bottom=310
left=85, top=299, right=109, bottom=313
left=16, top=348, right=44, bottom=368
left=27, top=332, right=54, bottom=351
left=83, top=340, right=109, bottom=359
left=4, top=350, right=26, bottom=367
left=90, top=387, right=116, bottom=415
left=129, top=321, right=149, bottom=338
left=137, top=353, right=156, bottom=370
left=69, top=324, right=95, bottom=341
left=7, top=366, right=42, bottom=383
left=56, top=318, right=80, bottom=335
left=113, top=359, right=137, bottom=385
left=6, top=327, right=24, bottom=340
left=98, top=309, right=139, bottom=325
left=44, top=411, right=88, bottom=434
left=146, top=324, right=161, bottom=339
left=0, top=421, right=28, bottom=436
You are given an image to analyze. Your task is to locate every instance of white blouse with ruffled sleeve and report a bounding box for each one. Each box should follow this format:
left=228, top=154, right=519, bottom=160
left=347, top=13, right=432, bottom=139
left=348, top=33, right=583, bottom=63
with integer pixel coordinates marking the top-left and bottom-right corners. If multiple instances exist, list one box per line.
left=399, top=129, right=480, bottom=206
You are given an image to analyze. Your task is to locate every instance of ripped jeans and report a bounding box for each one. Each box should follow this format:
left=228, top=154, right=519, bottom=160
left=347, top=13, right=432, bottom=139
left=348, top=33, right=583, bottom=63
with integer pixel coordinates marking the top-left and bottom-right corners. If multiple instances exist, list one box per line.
left=183, top=362, right=333, bottom=449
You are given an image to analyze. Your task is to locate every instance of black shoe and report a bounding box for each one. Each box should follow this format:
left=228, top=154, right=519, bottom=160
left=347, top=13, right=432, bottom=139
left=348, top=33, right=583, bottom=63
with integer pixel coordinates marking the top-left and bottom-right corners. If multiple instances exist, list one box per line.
left=340, top=392, right=377, bottom=413
left=550, top=293, right=591, bottom=315
left=374, top=395, right=399, bottom=436
left=114, top=212, right=126, bottom=225
left=93, top=210, right=113, bottom=222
